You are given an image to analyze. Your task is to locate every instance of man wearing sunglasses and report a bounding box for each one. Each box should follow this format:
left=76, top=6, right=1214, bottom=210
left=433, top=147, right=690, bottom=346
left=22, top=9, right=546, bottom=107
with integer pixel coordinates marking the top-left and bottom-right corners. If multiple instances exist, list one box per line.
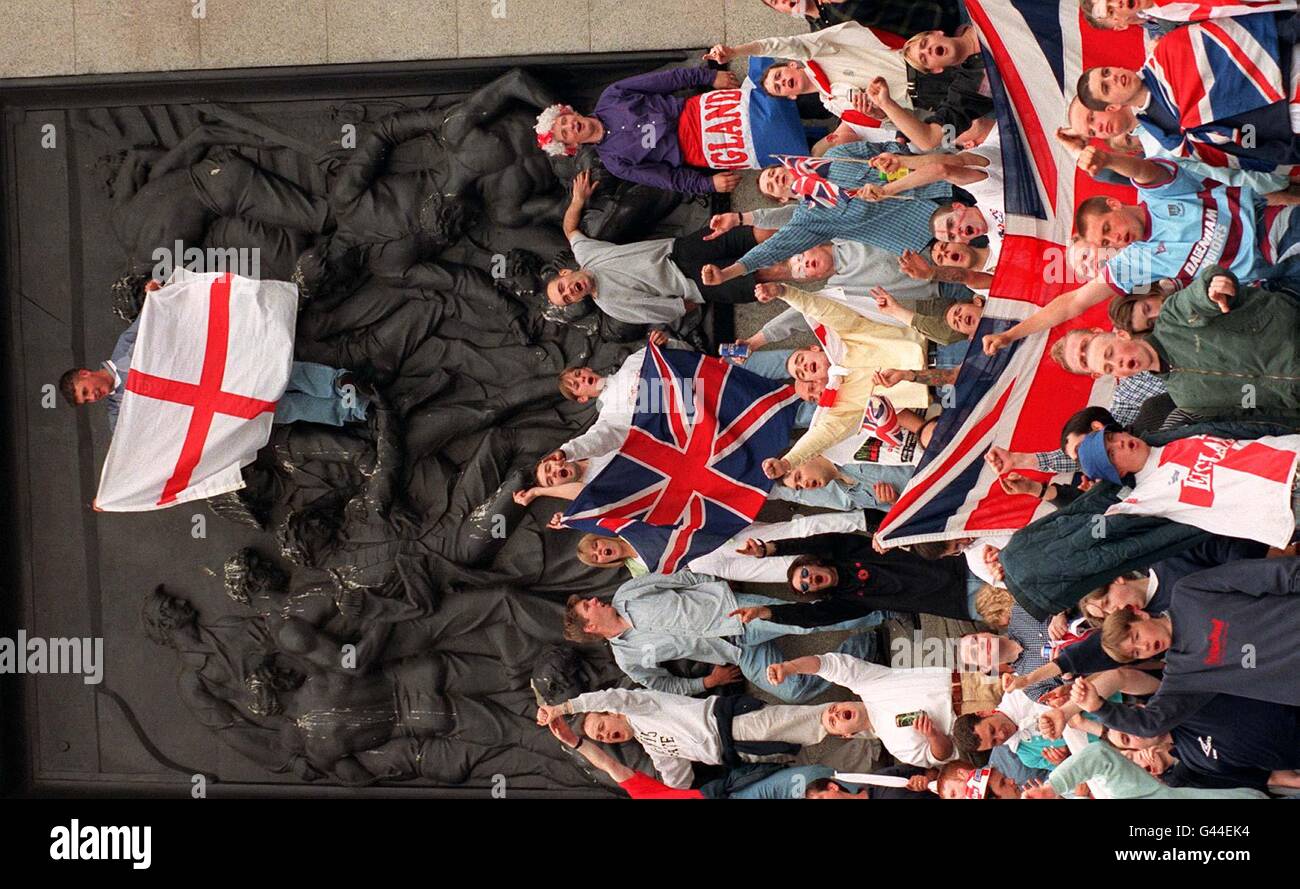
left=727, top=531, right=976, bottom=627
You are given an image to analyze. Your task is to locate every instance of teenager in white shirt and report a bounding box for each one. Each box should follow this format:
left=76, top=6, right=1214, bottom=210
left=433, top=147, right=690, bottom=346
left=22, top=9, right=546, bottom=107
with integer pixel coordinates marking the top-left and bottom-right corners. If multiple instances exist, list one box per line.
left=536, top=687, right=827, bottom=789
left=766, top=652, right=964, bottom=767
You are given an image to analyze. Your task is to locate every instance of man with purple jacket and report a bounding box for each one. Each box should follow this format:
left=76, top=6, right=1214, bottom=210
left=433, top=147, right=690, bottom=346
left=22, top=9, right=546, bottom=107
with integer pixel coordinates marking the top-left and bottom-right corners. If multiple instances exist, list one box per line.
left=535, top=66, right=743, bottom=195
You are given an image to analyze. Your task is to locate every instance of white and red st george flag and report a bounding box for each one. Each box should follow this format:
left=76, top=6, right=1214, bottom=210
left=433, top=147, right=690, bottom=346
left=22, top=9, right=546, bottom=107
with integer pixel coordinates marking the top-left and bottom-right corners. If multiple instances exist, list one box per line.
left=95, top=270, right=297, bottom=511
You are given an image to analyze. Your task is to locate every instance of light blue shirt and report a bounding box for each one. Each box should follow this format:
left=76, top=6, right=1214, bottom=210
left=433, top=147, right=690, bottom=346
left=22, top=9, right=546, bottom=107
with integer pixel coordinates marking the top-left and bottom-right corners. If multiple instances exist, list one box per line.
left=1102, top=159, right=1264, bottom=295
left=770, top=462, right=916, bottom=511
left=738, top=141, right=953, bottom=272
left=609, top=569, right=743, bottom=697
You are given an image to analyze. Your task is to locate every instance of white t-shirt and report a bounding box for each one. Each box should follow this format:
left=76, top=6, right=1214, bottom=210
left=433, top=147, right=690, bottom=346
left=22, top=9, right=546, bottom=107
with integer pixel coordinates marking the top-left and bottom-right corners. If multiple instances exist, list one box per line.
left=1106, top=435, right=1300, bottom=548
left=568, top=688, right=719, bottom=789
left=560, top=349, right=646, bottom=461
left=996, top=688, right=1049, bottom=754
left=815, top=653, right=958, bottom=768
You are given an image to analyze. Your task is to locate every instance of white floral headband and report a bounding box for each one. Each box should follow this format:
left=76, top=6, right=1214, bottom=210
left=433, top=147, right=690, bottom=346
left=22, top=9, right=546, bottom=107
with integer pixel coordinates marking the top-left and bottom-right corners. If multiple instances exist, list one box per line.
left=535, top=104, right=578, bottom=157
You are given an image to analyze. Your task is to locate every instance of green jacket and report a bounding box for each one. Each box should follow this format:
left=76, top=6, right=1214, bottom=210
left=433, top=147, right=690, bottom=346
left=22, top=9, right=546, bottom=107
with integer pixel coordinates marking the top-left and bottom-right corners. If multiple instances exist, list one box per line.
left=1000, top=419, right=1299, bottom=620
left=910, top=298, right=966, bottom=346
left=1150, top=267, right=1300, bottom=419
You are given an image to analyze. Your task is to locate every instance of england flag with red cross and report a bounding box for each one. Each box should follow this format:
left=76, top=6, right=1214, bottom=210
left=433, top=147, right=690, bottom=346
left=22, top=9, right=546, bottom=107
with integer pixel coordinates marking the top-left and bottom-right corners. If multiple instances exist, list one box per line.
left=95, top=270, right=297, bottom=511
left=560, top=344, right=799, bottom=573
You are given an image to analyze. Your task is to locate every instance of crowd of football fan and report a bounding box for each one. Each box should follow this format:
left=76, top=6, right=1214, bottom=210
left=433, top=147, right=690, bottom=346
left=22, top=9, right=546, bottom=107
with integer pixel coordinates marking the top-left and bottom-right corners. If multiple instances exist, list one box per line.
left=67, top=0, right=1300, bottom=799
left=529, top=0, right=1300, bottom=800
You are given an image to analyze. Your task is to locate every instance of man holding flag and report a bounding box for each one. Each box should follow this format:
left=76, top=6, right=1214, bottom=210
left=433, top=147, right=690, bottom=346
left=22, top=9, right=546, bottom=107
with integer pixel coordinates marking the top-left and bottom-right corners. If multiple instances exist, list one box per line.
left=559, top=342, right=802, bottom=573
left=81, top=270, right=371, bottom=513
left=62, top=276, right=368, bottom=434
left=1074, top=11, right=1300, bottom=171
left=704, top=21, right=913, bottom=142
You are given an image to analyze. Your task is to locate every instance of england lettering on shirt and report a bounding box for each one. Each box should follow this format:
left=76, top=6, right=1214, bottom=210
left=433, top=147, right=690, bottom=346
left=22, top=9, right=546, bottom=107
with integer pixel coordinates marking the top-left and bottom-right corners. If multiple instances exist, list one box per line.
left=1109, top=434, right=1300, bottom=547
left=697, top=89, right=754, bottom=169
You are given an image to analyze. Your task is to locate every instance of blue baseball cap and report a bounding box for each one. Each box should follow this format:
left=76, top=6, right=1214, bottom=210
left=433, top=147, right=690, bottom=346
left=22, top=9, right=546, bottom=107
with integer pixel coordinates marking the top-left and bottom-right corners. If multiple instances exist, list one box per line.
left=1077, top=429, right=1123, bottom=485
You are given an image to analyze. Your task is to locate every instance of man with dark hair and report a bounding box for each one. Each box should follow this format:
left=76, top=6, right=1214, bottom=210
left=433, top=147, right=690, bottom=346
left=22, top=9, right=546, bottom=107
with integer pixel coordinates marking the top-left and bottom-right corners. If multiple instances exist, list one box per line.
left=561, top=568, right=882, bottom=702
left=983, top=394, right=1172, bottom=481
left=1073, top=12, right=1300, bottom=172
left=1078, top=0, right=1299, bottom=33
left=725, top=531, right=976, bottom=624
left=1075, top=425, right=1300, bottom=547
left=950, top=687, right=1089, bottom=772
left=998, top=417, right=1299, bottom=619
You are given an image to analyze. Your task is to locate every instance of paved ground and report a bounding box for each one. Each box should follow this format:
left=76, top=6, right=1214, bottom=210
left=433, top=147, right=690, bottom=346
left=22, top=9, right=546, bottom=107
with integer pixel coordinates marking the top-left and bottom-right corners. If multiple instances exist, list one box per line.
left=0, top=0, right=807, bottom=79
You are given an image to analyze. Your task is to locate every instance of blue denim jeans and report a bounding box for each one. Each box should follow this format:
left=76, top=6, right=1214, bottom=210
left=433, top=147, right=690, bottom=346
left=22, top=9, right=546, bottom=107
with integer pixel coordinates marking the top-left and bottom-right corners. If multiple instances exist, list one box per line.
left=734, top=593, right=882, bottom=703
left=273, top=361, right=369, bottom=426
left=932, top=338, right=970, bottom=369
left=966, top=571, right=986, bottom=621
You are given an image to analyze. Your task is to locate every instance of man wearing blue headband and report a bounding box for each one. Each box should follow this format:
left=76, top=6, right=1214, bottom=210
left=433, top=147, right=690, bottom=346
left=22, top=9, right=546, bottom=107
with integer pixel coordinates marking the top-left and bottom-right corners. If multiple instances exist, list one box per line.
left=997, top=417, right=1300, bottom=619
left=1076, top=427, right=1127, bottom=486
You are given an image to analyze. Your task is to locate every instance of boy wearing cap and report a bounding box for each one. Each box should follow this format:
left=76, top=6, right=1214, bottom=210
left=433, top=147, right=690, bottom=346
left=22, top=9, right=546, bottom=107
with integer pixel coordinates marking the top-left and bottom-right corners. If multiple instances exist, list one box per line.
left=1076, top=426, right=1300, bottom=549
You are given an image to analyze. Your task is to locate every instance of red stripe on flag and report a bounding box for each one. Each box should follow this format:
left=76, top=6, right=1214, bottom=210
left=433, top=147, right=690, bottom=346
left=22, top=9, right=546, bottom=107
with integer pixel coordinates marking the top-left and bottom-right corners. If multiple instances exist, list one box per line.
left=123, top=274, right=279, bottom=505
left=661, top=497, right=706, bottom=573
left=879, top=380, right=1019, bottom=535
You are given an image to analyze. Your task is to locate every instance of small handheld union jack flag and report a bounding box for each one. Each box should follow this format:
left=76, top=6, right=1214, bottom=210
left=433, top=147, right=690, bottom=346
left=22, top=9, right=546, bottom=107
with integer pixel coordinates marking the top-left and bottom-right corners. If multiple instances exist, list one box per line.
left=772, top=154, right=848, bottom=209
left=772, top=153, right=833, bottom=176
left=862, top=394, right=905, bottom=448
left=790, top=172, right=846, bottom=209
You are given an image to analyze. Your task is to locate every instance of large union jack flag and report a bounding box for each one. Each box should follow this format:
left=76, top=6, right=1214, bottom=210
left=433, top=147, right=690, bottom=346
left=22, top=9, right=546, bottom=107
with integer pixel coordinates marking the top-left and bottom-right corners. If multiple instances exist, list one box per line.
left=877, top=0, right=1146, bottom=548
left=561, top=345, right=799, bottom=573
